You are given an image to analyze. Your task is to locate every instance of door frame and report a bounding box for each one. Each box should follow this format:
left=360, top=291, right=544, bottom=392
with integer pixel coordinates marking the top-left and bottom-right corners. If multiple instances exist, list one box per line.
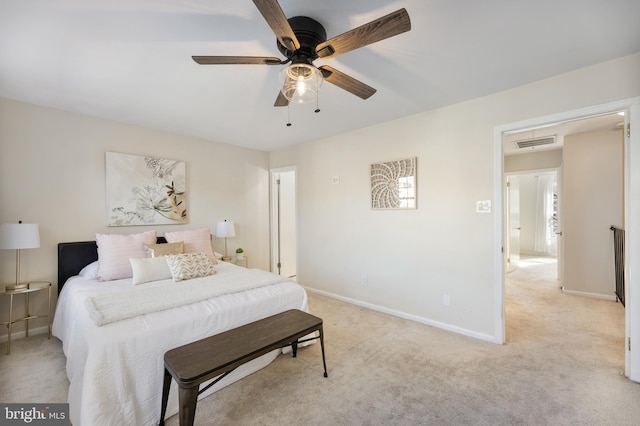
left=493, top=97, right=640, bottom=381
left=504, top=174, right=520, bottom=273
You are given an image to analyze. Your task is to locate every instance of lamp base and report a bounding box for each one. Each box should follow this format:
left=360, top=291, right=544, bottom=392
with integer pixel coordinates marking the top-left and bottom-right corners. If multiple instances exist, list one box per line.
left=6, top=283, right=28, bottom=291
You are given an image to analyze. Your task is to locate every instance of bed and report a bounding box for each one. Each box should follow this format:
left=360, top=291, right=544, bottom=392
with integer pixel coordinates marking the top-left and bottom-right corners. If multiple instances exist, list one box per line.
left=52, top=236, right=309, bottom=426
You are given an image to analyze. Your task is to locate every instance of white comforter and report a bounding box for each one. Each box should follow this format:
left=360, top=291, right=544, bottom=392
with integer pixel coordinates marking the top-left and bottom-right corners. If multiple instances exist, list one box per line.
left=52, top=262, right=308, bottom=426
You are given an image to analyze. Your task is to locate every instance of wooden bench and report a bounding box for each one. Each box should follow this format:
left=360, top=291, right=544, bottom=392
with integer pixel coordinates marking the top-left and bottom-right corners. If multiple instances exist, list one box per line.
left=159, top=309, right=328, bottom=426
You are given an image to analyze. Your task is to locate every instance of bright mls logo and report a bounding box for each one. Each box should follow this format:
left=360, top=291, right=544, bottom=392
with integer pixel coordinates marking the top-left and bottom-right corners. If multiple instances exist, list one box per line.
left=0, top=404, right=69, bottom=425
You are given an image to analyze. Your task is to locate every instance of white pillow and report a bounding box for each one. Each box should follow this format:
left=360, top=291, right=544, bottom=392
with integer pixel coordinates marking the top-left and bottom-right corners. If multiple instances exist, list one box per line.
left=129, top=257, right=172, bottom=285
left=96, top=230, right=157, bottom=281
left=165, top=252, right=216, bottom=282
left=164, top=228, right=217, bottom=264
left=79, top=261, right=99, bottom=280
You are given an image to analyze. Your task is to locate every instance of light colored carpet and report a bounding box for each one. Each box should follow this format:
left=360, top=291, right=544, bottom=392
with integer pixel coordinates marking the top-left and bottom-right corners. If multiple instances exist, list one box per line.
left=2, top=258, right=639, bottom=425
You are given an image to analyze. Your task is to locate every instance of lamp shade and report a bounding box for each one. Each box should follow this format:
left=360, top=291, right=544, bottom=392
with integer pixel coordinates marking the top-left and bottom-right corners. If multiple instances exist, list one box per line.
left=0, top=223, right=40, bottom=249
left=215, top=220, right=235, bottom=238
left=280, top=63, right=323, bottom=104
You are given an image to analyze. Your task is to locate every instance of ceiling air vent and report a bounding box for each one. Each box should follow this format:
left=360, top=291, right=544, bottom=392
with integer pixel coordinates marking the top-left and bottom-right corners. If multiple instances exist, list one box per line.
left=515, top=136, right=556, bottom=149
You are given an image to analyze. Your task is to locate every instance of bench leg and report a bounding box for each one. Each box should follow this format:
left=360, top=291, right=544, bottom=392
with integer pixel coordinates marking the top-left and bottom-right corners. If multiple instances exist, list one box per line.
left=159, top=368, right=172, bottom=426
left=178, top=386, right=199, bottom=426
left=291, top=329, right=328, bottom=378
left=319, top=327, right=328, bottom=378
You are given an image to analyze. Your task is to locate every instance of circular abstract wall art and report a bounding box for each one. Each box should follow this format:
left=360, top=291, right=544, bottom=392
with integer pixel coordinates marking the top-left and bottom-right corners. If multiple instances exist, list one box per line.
left=370, top=157, right=417, bottom=209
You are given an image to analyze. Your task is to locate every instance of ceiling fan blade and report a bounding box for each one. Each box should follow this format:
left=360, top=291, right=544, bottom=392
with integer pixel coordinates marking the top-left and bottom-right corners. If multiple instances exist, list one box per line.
left=253, top=0, right=300, bottom=52
left=319, top=66, right=376, bottom=100
left=192, top=56, right=282, bottom=65
left=316, top=8, right=411, bottom=59
left=274, top=90, right=289, bottom=107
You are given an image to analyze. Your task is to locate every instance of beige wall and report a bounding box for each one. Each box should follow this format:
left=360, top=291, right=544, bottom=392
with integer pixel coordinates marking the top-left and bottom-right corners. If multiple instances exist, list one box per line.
left=270, top=53, right=640, bottom=341
left=1, top=53, right=639, bottom=345
left=505, top=149, right=563, bottom=173
left=562, top=129, right=624, bottom=297
left=0, top=99, right=271, bottom=337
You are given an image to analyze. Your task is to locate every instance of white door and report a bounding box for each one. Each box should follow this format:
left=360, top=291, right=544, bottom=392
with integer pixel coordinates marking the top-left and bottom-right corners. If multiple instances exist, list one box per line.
left=270, top=168, right=297, bottom=278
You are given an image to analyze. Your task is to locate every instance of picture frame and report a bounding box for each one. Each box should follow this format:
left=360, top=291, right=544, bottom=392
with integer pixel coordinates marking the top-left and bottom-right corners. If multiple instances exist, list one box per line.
left=370, top=157, right=417, bottom=209
left=106, top=152, right=187, bottom=226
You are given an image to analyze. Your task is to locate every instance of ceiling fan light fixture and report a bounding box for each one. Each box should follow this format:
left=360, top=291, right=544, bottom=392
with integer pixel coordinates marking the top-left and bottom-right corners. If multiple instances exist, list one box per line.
left=280, top=63, right=323, bottom=104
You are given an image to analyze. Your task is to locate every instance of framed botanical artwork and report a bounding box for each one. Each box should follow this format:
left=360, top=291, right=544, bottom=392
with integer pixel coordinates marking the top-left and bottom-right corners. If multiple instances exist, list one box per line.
left=371, top=157, right=417, bottom=209
left=106, top=152, right=187, bottom=226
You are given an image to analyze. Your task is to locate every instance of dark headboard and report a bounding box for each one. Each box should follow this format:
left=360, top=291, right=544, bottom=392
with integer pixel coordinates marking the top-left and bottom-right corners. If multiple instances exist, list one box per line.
left=57, top=237, right=167, bottom=295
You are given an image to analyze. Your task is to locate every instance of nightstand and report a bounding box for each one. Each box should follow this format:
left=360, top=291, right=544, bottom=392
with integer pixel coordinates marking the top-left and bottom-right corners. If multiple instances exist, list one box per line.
left=225, top=256, right=248, bottom=268
left=0, top=281, right=52, bottom=355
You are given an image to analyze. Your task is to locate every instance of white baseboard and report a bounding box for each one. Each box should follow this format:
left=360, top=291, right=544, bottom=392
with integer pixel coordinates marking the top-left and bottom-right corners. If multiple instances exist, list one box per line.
left=304, top=287, right=500, bottom=344
left=0, top=326, right=50, bottom=344
left=561, top=288, right=618, bottom=301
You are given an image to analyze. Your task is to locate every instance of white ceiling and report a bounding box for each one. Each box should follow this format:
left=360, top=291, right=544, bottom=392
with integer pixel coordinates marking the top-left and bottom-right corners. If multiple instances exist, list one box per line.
left=1, top=0, right=639, bottom=152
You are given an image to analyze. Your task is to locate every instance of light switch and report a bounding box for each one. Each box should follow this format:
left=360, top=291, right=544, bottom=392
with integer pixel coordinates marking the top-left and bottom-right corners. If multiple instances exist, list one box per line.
left=476, top=200, right=491, bottom=213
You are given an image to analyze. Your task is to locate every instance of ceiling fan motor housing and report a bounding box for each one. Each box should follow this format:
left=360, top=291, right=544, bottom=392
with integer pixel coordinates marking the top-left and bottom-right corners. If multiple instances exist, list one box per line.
left=277, top=16, right=327, bottom=65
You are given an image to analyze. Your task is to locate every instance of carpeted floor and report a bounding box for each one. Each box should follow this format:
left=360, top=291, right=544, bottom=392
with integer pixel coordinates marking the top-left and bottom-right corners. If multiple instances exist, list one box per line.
left=2, top=257, right=639, bottom=425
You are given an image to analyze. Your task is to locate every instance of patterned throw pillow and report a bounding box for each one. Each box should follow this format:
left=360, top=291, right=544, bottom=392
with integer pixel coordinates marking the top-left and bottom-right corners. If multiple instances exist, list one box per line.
left=144, top=242, right=184, bottom=257
left=165, top=252, right=216, bottom=282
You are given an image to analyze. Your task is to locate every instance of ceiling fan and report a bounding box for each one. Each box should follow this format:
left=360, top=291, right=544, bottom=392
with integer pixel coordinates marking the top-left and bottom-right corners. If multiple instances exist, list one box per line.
left=192, top=0, right=411, bottom=107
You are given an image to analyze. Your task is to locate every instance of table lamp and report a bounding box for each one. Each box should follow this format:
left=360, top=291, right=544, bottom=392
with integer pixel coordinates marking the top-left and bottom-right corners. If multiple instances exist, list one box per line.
left=0, top=221, right=41, bottom=290
left=215, top=220, right=235, bottom=261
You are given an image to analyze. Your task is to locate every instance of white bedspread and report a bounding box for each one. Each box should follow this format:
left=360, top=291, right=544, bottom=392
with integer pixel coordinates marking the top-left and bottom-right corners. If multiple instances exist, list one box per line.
left=85, top=268, right=288, bottom=326
left=52, top=262, right=308, bottom=426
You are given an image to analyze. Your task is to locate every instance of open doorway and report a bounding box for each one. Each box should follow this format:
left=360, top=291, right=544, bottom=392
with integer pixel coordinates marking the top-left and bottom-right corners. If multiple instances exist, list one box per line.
left=503, top=112, right=624, bottom=294
left=494, top=97, right=640, bottom=381
left=501, top=108, right=629, bottom=371
left=505, top=170, right=559, bottom=276
left=270, top=167, right=297, bottom=279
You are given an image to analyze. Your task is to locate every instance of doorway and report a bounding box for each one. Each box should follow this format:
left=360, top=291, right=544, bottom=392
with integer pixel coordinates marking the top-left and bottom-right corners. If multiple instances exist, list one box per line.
left=505, top=170, right=559, bottom=276
left=493, top=97, right=638, bottom=381
left=270, top=167, right=297, bottom=278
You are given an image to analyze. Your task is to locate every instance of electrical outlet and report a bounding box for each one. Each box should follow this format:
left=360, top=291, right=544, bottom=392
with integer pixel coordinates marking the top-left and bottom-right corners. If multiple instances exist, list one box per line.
left=361, top=275, right=368, bottom=286
left=443, top=294, right=451, bottom=306
left=332, top=176, right=340, bottom=184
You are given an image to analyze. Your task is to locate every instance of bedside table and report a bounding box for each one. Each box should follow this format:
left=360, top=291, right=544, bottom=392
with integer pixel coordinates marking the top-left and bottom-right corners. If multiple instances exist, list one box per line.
left=225, top=256, right=248, bottom=268
left=0, top=281, right=52, bottom=355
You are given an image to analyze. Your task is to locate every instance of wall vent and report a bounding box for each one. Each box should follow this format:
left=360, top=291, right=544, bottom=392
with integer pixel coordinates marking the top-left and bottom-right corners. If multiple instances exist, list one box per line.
left=515, top=136, right=556, bottom=149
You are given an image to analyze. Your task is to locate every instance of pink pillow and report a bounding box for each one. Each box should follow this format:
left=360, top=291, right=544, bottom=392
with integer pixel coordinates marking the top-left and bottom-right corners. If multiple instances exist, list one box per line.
left=96, top=230, right=157, bottom=281
left=164, top=227, right=217, bottom=264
